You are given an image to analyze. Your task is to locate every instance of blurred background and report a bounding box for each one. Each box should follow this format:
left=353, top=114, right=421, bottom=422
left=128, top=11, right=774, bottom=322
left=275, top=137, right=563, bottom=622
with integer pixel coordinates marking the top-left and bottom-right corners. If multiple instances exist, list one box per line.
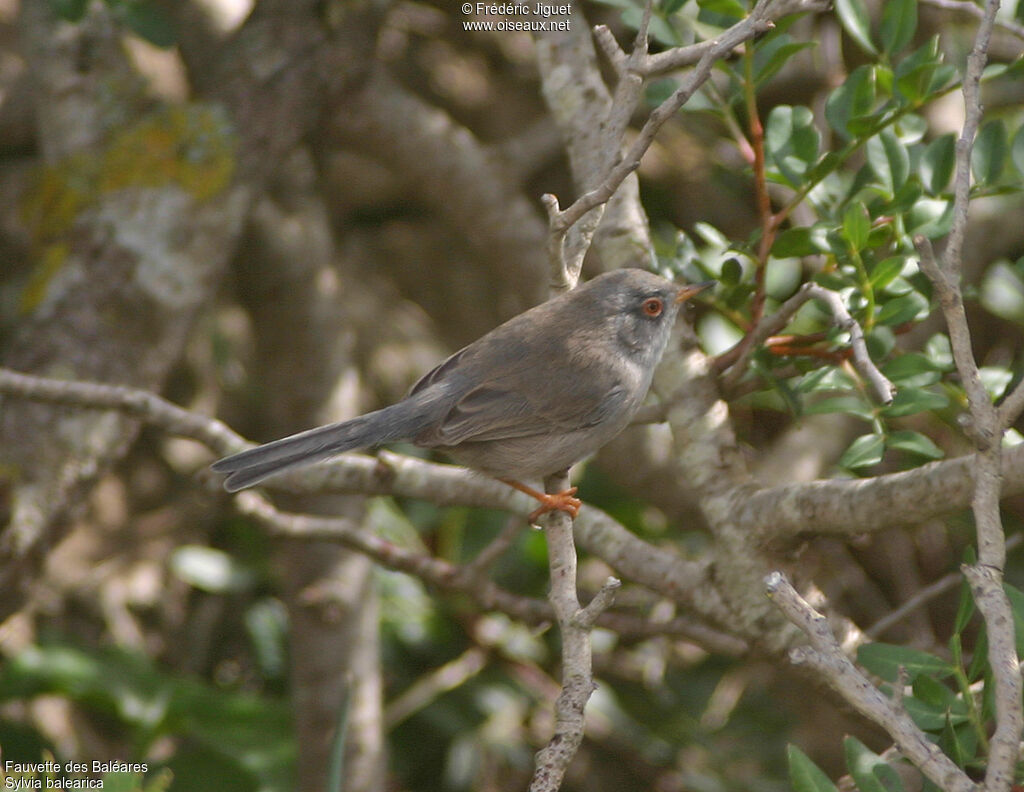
left=1, top=0, right=1024, bottom=790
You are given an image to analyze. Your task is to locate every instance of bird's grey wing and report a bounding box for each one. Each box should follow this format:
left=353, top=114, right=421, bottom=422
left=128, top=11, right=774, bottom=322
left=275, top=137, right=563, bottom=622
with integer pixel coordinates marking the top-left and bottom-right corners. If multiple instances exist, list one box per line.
left=408, top=346, right=471, bottom=397
left=415, top=382, right=629, bottom=446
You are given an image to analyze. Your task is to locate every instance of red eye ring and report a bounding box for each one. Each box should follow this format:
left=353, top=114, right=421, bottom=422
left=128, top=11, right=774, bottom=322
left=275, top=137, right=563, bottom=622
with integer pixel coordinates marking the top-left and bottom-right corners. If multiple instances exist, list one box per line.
left=642, top=297, right=664, bottom=317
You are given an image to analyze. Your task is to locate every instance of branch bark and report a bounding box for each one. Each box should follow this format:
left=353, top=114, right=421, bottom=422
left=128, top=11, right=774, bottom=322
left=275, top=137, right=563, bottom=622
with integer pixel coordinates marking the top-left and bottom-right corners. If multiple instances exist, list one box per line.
left=912, top=2, right=1023, bottom=788
left=766, top=573, right=979, bottom=792
left=0, top=366, right=743, bottom=651
left=528, top=471, right=619, bottom=792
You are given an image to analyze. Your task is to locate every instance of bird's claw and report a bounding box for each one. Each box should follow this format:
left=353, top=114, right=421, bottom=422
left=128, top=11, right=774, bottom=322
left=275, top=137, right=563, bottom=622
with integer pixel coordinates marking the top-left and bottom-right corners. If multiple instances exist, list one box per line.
left=527, top=487, right=581, bottom=523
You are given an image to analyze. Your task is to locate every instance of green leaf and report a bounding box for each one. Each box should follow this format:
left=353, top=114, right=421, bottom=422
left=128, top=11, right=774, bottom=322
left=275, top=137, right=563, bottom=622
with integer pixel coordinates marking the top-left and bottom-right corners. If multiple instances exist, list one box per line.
left=840, top=433, right=886, bottom=470
left=843, top=202, right=871, bottom=251
left=857, top=642, right=954, bottom=682
left=894, top=112, right=929, bottom=145
left=922, top=134, right=956, bottom=194
left=904, top=690, right=969, bottom=731
left=844, top=736, right=906, bottom=792
left=755, top=39, right=817, bottom=86
left=245, top=599, right=287, bottom=678
left=49, top=0, right=90, bottom=21
left=835, top=0, right=877, bottom=55
left=804, top=395, right=874, bottom=420
left=939, top=717, right=979, bottom=769
left=621, top=5, right=681, bottom=45
left=867, top=130, right=910, bottom=197
left=980, top=366, right=1013, bottom=399
left=880, top=0, right=917, bottom=56
left=907, top=198, right=954, bottom=239
left=967, top=624, right=989, bottom=683
left=765, top=105, right=820, bottom=186
left=796, top=367, right=860, bottom=397
left=894, top=36, right=944, bottom=102
left=887, top=430, right=944, bottom=460
left=108, top=0, right=178, bottom=47
left=924, top=334, right=954, bottom=370
left=772, top=226, right=829, bottom=257
left=696, top=0, right=746, bottom=20
left=1003, top=583, right=1024, bottom=658
left=788, top=745, right=839, bottom=792
left=826, top=65, right=877, bottom=138
left=880, top=353, right=941, bottom=386
left=882, top=386, right=949, bottom=417
left=721, top=257, right=744, bottom=285
left=869, top=256, right=908, bottom=290
left=953, top=578, right=976, bottom=636
left=981, top=260, right=1024, bottom=323
left=1012, top=124, right=1024, bottom=177
left=766, top=256, right=803, bottom=299
left=866, top=325, right=895, bottom=358
left=876, top=291, right=928, bottom=326
left=971, top=120, right=1008, bottom=185
left=913, top=674, right=958, bottom=709
left=170, top=545, right=256, bottom=594
left=661, top=0, right=689, bottom=13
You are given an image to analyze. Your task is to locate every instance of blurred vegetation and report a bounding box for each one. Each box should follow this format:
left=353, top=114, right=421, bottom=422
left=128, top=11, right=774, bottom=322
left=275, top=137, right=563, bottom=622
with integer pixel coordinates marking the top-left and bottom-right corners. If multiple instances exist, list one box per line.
left=2, top=0, right=1024, bottom=790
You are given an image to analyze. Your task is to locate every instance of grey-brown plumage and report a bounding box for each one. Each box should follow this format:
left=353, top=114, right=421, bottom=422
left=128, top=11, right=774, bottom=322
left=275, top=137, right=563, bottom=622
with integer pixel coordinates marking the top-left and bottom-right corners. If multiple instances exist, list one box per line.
left=212, top=268, right=711, bottom=514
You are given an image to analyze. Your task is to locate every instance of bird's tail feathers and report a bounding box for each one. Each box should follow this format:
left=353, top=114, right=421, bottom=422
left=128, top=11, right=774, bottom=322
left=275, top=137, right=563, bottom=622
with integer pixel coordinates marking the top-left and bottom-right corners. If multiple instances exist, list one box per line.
left=212, top=401, right=425, bottom=492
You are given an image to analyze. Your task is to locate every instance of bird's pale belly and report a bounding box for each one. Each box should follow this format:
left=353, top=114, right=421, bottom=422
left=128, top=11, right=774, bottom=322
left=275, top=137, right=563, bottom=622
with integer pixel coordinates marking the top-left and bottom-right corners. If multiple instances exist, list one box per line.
left=438, top=415, right=634, bottom=481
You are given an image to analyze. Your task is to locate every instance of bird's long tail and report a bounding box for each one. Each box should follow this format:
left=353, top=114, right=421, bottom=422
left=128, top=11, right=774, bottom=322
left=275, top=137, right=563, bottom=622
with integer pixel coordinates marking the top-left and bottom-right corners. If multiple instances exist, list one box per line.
left=211, top=399, right=429, bottom=492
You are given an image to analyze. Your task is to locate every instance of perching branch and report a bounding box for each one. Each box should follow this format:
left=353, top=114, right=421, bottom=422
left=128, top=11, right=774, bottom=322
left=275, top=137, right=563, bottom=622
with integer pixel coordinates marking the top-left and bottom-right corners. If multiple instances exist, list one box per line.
left=529, top=470, right=620, bottom=792
left=0, top=366, right=742, bottom=651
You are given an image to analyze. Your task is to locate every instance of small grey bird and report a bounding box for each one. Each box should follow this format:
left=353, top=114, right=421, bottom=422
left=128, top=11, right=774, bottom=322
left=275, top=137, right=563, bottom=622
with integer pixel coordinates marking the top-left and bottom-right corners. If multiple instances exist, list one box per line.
left=212, top=268, right=712, bottom=520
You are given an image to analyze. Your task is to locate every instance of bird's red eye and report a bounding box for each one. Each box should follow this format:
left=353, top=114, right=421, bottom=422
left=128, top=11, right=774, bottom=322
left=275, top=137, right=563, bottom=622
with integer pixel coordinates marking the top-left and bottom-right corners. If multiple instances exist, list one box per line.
left=642, top=297, right=664, bottom=317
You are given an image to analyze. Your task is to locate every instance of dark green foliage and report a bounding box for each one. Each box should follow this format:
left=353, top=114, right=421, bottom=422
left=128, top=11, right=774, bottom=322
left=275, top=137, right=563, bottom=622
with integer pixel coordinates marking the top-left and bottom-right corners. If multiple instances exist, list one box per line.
left=48, top=0, right=177, bottom=47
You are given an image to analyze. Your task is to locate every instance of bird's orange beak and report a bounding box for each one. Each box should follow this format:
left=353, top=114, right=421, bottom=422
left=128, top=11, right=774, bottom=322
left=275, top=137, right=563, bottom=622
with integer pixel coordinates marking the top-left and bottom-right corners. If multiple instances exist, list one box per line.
left=675, top=280, right=716, bottom=304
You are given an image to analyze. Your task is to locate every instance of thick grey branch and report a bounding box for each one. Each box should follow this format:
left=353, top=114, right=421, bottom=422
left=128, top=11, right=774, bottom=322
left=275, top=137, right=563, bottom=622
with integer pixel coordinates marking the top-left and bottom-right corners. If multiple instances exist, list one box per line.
left=736, top=445, right=1024, bottom=540
left=0, top=367, right=737, bottom=646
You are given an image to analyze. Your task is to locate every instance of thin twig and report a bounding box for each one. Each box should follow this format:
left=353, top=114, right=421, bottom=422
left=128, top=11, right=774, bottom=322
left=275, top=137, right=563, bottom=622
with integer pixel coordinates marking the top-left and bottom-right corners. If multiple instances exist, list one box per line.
left=543, top=0, right=780, bottom=287
left=805, top=284, right=895, bottom=404
left=865, top=534, right=1023, bottom=639
left=920, top=0, right=1024, bottom=42
left=455, top=516, right=526, bottom=586
left=719, top=282, right=895, bottom=403
left=597, top=0, right=833, bottom=78
left=0, top=367, right=242, bottom=455
left=912, top=3, right=1023, bottom=787
left=765, top=573, right=979, bottom=792
left=997, top=375, right=1024, bottom=429
left=384, top=647, right=489, bottom=729
left=945, top=4, right=999, bottom=279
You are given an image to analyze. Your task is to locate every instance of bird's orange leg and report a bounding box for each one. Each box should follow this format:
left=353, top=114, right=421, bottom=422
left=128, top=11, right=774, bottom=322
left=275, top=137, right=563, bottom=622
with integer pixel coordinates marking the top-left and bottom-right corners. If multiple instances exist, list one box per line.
left=499, top=478, right=582, bottom=522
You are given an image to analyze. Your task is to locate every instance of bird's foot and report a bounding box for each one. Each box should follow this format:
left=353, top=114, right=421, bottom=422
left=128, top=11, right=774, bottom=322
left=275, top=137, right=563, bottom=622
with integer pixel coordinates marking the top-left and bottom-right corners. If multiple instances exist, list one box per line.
left=499, top=479, right=581, bottom=522
left=527, top=487, right=581, bottom=522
